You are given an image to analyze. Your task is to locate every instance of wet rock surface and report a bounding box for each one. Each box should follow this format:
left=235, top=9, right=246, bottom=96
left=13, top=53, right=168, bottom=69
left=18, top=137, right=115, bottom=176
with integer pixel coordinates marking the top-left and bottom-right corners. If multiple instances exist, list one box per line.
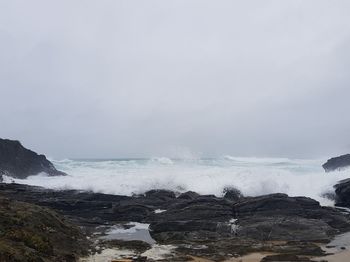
left=323, top=154, right=350, bottom=172
left=260, top=254, right=316, bottom=262
left=223, top=187, right=243, bottom=201
left=0, top=196, right=88, bottom=262
left=0, top=138, right=66, bottom=179
left=1, top=183, right=350, bottom=261
left=334, top=178, right=350, bottom=208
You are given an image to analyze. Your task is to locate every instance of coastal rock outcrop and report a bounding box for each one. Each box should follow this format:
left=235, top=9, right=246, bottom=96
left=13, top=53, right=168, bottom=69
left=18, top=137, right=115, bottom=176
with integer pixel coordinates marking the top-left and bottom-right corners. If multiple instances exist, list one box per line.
left=0, top=196, right=88, bottom=262
left=323, top=154, right=350, bottom=172
left=149, top=193, right=350, bottom=244
left=223, top=186, right=243, bottom=201
left=233, top=194, right=350, bottom=241
left=334, top=178, right=350, bottom=208
left=1, top=184, right=350, bottom=261
left=0, top=138, right=66, bottom=179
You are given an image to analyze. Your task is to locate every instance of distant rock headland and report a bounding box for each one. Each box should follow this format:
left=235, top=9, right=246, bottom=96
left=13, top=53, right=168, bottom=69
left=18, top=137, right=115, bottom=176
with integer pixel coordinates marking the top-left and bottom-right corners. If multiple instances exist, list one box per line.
left=0, top=138, right=66, bottom=180
left=323, top=154, right=350, bottom=172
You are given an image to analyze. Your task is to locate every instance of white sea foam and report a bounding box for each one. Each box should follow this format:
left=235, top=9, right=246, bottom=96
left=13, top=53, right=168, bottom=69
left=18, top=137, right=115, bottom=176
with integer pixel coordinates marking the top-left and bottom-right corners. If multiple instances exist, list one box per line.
left=154, top=209, right=167, bottom=214
left=229, top=218, right=239, bottom=233
left=7, top=157, right=350, bottom=206
left=141, top=245, right=175, bottom=260
left=149, top=157, right=174, bottom=165
left=79, top=248, right=136, bottom=262
left=105, top=222, right=150, bottom=235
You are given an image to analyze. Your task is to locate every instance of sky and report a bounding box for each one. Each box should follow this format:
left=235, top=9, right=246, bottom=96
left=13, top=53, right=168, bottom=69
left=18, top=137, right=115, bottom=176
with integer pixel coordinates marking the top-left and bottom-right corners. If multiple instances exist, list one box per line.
left=1, top=0, right=350, bottom=159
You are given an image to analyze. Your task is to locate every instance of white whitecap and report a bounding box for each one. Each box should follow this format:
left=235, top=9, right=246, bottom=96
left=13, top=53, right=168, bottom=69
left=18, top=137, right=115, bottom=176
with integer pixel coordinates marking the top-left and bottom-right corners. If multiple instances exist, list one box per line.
left=6, top=157, right=350, bottom=206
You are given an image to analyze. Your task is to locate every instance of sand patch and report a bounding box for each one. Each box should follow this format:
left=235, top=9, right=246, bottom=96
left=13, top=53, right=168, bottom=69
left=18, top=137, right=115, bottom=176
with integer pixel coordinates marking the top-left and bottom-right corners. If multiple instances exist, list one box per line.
left=141, top=244, right=176, bottom=260
left=224, top=252, right=274, bottom=262
left=79, top=248, right=135, bottom=262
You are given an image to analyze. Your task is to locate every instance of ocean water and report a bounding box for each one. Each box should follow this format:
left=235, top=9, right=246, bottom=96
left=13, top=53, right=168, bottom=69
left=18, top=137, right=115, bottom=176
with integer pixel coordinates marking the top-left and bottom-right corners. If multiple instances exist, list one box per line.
left=4, top=156, right=350, bottom=206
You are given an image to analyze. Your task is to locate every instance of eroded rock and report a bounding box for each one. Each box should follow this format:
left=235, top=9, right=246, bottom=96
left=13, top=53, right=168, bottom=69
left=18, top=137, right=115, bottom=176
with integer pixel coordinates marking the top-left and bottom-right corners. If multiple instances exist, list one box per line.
left=0, top=196, right=88, bottom=262
left=334, top=179, right=350, bottom=208
left=0, top=138, right=66, bottom=179
left=0, top=183, right=350, bottom=261
left=323, top=154, right=350, bottom=172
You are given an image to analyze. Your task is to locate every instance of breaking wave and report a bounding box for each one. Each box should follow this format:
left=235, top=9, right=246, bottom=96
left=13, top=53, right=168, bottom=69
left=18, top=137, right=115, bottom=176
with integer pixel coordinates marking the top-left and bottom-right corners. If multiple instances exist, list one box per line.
left=6, top=156, right=350, bottom=206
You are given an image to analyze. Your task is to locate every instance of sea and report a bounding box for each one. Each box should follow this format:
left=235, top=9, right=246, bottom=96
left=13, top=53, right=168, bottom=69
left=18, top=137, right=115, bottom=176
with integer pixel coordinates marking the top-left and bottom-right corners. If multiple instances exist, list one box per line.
left=4, top=156, right=350, bottom=206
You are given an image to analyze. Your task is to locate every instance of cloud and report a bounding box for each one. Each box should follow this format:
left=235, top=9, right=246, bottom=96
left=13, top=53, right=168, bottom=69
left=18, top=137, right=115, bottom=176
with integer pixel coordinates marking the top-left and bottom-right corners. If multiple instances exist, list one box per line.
left=1, top=0, right=350, bottom=158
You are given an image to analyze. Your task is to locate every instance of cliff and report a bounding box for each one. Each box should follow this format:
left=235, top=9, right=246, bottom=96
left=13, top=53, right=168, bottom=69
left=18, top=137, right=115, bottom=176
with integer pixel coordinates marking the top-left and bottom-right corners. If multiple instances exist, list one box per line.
left=0, top=138, right=66, bottom=179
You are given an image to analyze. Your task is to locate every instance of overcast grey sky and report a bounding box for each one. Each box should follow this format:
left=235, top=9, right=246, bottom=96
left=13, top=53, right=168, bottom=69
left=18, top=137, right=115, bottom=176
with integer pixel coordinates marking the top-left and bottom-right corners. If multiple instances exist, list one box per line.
left=1, top=1, right=350, bottom=159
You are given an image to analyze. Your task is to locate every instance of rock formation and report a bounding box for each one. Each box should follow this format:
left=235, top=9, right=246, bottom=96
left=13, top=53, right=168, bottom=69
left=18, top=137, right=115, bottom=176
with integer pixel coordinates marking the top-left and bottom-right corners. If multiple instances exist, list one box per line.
left=1, top=183, right=350, bottom=261
left=334, top=178, right=350, bottom=207
left=0, top=138, right=66, bottom=179
left=0, top=196, right=88, bottom=261
left=323, top=154, right=350, bottom=172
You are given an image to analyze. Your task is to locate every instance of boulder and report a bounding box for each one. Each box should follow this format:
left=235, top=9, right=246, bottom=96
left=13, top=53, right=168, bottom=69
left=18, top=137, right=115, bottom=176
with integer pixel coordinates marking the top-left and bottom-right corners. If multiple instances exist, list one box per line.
left=223, top=186, right=243, bottom=201
left=334, top=178, right=350, bottom=207
left=0, top=138, right=66, bottom=179
left=323, top=154, right=350, bottom=172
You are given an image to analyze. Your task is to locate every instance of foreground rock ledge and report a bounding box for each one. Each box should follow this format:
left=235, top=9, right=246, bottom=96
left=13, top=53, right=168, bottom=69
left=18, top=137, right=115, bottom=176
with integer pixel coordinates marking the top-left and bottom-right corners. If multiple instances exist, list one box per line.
left=1, top=184, right=350, bottom=261
left=0, top=196, right=88, bottom=262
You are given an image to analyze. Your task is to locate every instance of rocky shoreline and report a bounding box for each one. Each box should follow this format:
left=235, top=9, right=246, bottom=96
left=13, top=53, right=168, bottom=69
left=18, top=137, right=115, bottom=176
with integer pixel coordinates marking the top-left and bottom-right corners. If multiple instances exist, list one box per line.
left=0, top=138, right=66, bottom=180
left=2, top=139, right=350, bottom=261
left=1, top=183, right=350, bottom=261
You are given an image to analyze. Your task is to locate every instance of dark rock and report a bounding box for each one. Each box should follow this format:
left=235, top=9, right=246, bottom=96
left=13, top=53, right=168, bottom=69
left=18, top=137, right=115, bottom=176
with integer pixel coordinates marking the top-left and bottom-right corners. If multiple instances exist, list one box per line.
left=0, top=196, right=88, bottom=262
left=321, top=191, right=336, bottom=201
left=323, top=154, right=350, bottom=172
left=334, top=178, right=350, bottom=207
left=112, top=202, right=154, bottom=222
left=150, top=193, right=350, bottom=244
left=0, top=183, right=130, bottom=223
left=144, top=189, right=176, bottom=200
left=261, top=254, right=315, bottom=262
left=0, top=183, right=349, bottom=261
left=150, top=220, right=220, bottom=235
left=177, top=191, right=200, bottom=200
left=236, top=215, right=332, bottom=242
left=174, top=239, right=324, bottom=261
left=233, top=194, right=320, bottom=217
left=223, top=186, right=243, bottom=201
left=234, top=193, right=350, bottom=240
left=151, top=196, right=233, bottom=224
left=149, top=196, right=235, bottom=242
left=0, top=138, right=66, bottom=179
